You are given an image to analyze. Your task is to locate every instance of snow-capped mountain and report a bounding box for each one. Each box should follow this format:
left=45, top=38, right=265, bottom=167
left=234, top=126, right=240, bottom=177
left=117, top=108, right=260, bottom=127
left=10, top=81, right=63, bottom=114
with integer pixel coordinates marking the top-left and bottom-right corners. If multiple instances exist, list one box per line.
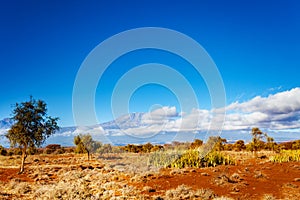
left=101, top=112, right=145, bottom=129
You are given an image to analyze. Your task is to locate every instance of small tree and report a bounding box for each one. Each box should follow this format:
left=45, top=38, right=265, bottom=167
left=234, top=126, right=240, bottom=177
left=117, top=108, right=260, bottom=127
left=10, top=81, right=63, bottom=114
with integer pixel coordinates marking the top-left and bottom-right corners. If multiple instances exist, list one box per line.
left=74, top=134, right=101, bottom=160
left=6, top=97, right=59, bottom=173
left=265, top=136, right=277, bottom=152
left=249, top=127, right=267, bottom=157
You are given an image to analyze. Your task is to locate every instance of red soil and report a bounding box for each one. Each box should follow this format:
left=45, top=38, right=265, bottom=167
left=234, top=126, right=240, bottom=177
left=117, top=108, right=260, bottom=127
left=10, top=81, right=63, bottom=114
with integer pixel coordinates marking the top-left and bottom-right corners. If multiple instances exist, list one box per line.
left=0, top=167, right=34, bottom=183
left=132, top=160, right=300, bottom=199
left=1, top=154, right=299, bottom=199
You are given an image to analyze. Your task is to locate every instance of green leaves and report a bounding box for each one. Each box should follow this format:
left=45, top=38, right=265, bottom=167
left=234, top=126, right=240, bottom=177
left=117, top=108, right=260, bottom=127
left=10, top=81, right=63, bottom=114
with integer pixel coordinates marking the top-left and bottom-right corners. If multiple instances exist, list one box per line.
left=6, top=97, right=59, bottom=148
left=74, top=134, right=102, bottom=154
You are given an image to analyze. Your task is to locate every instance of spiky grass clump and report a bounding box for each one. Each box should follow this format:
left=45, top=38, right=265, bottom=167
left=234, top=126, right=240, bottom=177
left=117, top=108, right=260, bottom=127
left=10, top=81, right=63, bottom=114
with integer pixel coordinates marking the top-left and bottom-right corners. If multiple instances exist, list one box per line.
left=270, top=150, right=300, bottom=163
left=171, top=150, right=235, bottom=169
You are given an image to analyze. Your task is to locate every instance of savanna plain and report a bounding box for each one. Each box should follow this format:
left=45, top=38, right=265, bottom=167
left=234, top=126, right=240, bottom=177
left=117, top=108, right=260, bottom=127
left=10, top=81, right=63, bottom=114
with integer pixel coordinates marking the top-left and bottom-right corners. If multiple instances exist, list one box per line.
left=1, top=136, right=300, bottom=200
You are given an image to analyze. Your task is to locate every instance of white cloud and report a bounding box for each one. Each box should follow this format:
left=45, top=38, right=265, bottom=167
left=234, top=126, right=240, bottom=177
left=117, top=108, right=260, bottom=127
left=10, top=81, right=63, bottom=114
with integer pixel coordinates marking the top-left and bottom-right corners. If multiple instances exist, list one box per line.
left=120, top=87, right=300, bottom=134
left=224, top=88, right=300, bottom=131
left=227, top=88, right=300, bottom=114
left=141, top=106, right=178, bottom=125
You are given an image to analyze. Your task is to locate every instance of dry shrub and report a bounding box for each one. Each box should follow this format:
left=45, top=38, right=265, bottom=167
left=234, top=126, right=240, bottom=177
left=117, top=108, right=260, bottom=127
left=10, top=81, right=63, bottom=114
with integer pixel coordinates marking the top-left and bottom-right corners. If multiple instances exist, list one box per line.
left=7, top=179, right=32, bottom=195
left=262, top=194, right=276, bottom=200
left=165, top=185, right=216, bottom=200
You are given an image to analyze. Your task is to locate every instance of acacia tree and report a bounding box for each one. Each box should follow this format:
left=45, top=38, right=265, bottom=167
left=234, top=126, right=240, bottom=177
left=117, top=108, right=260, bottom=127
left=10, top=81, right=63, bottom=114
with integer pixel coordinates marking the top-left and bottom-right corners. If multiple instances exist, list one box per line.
left=74, top=134, right=101, bottom=160
left=249, top=127, right=267, bottom=157
left=6, top=97, right=59, bottom=173
left=265, top=136, right=276, bottom=152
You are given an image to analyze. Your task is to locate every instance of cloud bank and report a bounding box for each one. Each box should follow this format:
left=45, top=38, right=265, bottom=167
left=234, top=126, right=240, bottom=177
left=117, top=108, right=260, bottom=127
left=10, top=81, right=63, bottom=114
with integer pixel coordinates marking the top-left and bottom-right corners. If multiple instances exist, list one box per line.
left=54, top=87, right=300, bottom=137
left=116, top=87, right=300, bottom=135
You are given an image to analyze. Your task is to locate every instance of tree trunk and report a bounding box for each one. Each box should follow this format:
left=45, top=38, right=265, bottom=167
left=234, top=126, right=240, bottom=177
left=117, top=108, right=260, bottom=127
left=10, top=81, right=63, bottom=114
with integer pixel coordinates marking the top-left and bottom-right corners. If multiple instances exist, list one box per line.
left=253, top=150, right=258, bottom=158
left=85, top=147, right=90, bottom=161
left=19, top=146, right=27, bottom=174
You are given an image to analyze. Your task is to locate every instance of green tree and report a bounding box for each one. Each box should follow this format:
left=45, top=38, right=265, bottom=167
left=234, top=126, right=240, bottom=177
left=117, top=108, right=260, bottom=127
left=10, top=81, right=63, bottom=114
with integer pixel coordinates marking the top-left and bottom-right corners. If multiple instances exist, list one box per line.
left=249, top=127, right=267, bottom=157
left=74, top=134, right=101, bottom=160
left=265, top=136, right=277, bottom=152
left=6, top=97, right=59, bottom=173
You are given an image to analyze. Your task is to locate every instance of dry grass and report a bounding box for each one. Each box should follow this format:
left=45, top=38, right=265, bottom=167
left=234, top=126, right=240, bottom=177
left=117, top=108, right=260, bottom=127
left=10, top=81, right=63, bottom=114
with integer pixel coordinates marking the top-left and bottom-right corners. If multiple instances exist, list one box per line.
left=1, top=150, right=300, bottom=199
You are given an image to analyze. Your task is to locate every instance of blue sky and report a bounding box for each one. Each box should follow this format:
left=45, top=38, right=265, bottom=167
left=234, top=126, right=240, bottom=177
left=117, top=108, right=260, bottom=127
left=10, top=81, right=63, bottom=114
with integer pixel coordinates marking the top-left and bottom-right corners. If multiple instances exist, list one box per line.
left=1, top=0, right=300, bottom=128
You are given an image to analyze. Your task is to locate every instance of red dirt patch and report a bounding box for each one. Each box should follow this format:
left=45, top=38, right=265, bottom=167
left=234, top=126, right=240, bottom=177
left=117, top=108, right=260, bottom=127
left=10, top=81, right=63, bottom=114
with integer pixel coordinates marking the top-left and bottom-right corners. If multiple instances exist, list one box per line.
left=131, top=160, right=300, bottom=199
left=0, top=167, right=34, bottom=183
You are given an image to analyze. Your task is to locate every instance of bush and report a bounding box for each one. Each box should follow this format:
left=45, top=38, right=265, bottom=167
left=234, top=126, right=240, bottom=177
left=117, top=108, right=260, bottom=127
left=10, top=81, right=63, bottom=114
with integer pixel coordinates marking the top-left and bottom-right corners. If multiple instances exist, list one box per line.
left=46, top=144, right=61, bottom=150
left=43, top=148, right=53, bottom=154
left=0, top=145, right=7, bottom=156
left=123, top=143, right=163, bottom=153
left=44, top=144, right=62, bottom=154
left=292, top=140, right=300, bottom=150
left=54, top=148, right=65, bottom=154
left=12, top=148, right=22, bottom=155
left=190, top=139, right=203, bottom=149
left=64, top=147, right=75, bottom=153
left=27, top=147, right=37, bottom=155
left=233, top=140, right=246, bottom=151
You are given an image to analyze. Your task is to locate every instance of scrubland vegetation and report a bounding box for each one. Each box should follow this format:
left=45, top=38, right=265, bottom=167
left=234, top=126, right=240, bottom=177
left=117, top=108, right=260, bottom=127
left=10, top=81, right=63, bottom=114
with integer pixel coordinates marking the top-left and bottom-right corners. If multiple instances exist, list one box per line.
left=1, top=128, right=300, bottom=199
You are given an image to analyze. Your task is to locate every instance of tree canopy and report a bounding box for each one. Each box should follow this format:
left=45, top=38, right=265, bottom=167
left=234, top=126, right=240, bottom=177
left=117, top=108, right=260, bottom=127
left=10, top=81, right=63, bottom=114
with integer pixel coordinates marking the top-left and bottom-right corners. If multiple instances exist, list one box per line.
left=74, top=134, right=102, bottom=160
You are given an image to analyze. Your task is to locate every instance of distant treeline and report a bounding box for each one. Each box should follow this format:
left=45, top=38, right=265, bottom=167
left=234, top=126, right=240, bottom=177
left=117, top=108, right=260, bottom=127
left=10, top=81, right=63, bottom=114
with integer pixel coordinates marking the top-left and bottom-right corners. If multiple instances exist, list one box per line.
left=119, top=137, right=300, bottom=153
left=1, top=138, right=300, bottom=156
